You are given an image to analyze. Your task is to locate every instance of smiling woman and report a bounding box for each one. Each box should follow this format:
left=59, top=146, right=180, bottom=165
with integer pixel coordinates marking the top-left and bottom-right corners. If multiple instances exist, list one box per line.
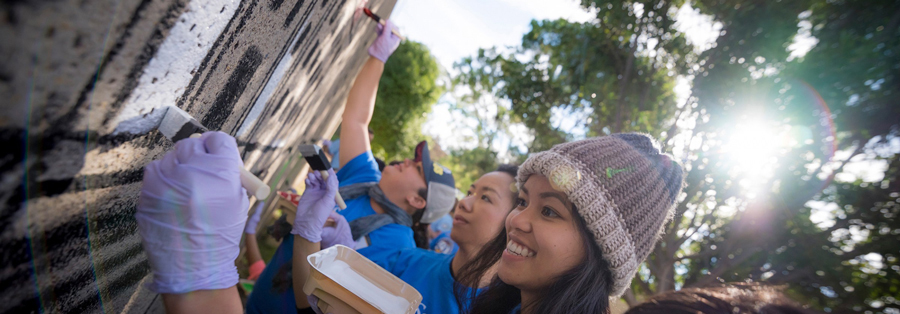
left=455, top=133, right=685, bottom=314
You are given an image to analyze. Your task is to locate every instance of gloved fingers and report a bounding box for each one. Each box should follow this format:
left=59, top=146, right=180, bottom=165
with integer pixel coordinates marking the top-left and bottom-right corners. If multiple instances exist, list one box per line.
left=174, top=136, right=208, bottom=165
left=142, top=157, right=192, bottom=201
left=324, top=168, right=338, bottom=190
left=374, top=22, right=384, bottom=34
left=307, top=294, right=325, bottom=314
left=239, top=188, right=250, bottom=216
left=201, top=131, right=241, bottom=159
left=249, top=201, right=265, bottom=221
left=306, top=171, right=320, bottom=190
left=383, top=19, right=398, bottom=37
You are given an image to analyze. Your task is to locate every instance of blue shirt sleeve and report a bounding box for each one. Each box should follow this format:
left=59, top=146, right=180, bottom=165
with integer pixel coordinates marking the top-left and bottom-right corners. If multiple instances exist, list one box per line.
left=337, top=151, right=381, bottom=186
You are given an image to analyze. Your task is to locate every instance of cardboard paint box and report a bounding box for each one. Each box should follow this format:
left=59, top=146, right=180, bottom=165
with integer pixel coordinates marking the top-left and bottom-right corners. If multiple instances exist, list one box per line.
left=303, top=245, right=422, bottom=314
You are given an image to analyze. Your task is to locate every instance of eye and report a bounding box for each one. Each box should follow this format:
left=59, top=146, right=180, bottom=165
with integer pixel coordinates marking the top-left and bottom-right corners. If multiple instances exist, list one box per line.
left=480, top=194, right=492, bottom=204
left=466, top=189, right=474, bottom=196
left=541, top=206, right=560, bottom=218
left=515, top=197, right=527, bottom=208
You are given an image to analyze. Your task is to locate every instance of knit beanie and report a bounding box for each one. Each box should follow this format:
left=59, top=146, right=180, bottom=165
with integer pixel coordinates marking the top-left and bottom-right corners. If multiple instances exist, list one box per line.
left=517, top=133, right=684, bottom=297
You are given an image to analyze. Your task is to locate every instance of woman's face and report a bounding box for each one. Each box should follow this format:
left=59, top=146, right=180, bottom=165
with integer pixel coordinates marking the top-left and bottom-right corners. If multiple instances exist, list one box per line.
left=497, top=174, right=586, bottom=292
left=450, top=171, right=516, bottom=249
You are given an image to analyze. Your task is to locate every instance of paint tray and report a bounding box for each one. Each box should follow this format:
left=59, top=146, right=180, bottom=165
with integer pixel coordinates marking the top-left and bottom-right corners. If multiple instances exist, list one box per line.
left=303, top=245, right=422, bottom=314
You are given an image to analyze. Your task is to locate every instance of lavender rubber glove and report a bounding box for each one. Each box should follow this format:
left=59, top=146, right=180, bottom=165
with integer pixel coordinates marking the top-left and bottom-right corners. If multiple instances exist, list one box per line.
left=367, top=19, right=401, bottom=63
left=136, top=131, right=249, bottom=294
left=307, top=295, right=325, bottom=314
left=244, top=201, right=265, bottom=234
left=291, top=169, right=339, bottom=242
left=320, top=211, right=354, bottom=250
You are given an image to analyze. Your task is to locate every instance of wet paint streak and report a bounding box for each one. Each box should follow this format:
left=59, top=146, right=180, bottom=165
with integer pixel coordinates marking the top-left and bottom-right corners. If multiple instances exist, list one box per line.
left=201, top=47, right=264, bottom=130
left=180, top=0, right=259, bottom=112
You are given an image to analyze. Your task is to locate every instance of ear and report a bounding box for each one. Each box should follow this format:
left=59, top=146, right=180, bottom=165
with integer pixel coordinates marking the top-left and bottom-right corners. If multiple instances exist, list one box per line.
left=406, top=193, right=426, bottom=212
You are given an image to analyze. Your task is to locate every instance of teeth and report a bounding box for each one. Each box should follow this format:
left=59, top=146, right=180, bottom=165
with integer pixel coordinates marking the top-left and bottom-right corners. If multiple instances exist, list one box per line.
left=506, top=241, right=535, bottom=257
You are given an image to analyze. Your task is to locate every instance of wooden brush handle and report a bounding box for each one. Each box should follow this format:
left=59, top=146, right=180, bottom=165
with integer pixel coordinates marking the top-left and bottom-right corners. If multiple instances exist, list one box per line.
left=318, top=170, right=347, bottom=209
left=241, top=168, right=272, bottom=200
left=377, top=19, right=405, bottom=41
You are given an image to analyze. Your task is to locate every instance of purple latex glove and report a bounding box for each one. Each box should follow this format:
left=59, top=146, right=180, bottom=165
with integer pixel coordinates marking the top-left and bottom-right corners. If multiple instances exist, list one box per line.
left=307, top=295, right=325, bottom=314
left=291, top=169, right=338, bottom=242
left=320, top=211, right=354, bottom=250
left=136, top=131, right=249, bottom=294
left=367, top=19, right=401, bottom=63
left=244, top=201, right=265, bottom=234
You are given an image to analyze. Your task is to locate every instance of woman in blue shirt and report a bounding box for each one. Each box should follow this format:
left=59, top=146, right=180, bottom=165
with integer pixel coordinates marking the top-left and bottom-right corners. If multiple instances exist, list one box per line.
left=454, top=134, right=686, bottom=314
left=296, top=164, right=519, bottom=314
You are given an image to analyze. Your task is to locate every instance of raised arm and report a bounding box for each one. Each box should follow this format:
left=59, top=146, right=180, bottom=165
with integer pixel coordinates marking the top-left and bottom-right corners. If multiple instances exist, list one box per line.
left=339, top=20, right=400, bottom=167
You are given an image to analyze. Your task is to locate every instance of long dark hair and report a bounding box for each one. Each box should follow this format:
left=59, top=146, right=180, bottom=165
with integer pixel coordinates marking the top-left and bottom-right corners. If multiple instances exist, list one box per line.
left=454, top=203, right=614, bottom=314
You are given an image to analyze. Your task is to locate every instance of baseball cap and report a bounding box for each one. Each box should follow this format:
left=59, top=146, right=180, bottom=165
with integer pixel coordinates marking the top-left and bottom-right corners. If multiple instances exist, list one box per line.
left=414, top=141, right=457, bottom=224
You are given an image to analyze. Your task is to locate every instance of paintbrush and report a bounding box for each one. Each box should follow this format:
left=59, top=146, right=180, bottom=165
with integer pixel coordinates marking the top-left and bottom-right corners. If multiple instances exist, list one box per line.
left=362, top=8, right=405, bottom=41
left=113, top=106, right=271, bottom=199
left=297, top=144, right=347, bottom=209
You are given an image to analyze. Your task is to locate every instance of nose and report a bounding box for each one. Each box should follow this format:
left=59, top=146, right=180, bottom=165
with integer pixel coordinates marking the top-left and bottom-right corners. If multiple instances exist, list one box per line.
left=458, top=194, right=475, bottom=213
left=506, top=205, right=532, bottom=233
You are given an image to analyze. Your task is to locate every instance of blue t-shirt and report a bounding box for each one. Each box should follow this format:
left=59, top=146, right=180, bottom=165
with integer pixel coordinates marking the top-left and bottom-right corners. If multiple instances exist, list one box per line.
left=369, top=248, right=476, bottom=314
left=336, top=151, right=416, bottom=253
left=245, top=236, right=297, bottom=313
left=246, top=151, right=415, bottom=313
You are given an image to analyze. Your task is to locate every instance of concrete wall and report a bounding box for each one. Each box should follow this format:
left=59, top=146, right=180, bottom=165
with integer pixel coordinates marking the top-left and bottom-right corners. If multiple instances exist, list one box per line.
left=0, top=0, right=395, bottom=312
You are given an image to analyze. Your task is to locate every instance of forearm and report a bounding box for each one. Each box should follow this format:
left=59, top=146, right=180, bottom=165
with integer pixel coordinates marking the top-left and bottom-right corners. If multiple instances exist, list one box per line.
left=339, top=57, right=384, bottom=165
left=292, top=235, right=322, bottom=309
left=244, top=233, right=263, bottom=264
left=342, top=57, right=384, bottom=127
left=162, top=287, right=242, bottom=314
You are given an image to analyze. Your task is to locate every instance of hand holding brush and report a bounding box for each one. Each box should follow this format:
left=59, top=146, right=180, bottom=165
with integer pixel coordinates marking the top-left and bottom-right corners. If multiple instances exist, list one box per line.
left=362, top=8, right=404, bottom=41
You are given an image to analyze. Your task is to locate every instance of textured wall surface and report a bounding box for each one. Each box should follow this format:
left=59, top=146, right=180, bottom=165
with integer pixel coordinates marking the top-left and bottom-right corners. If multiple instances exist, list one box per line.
left=0, top=0, right=395, bottom=312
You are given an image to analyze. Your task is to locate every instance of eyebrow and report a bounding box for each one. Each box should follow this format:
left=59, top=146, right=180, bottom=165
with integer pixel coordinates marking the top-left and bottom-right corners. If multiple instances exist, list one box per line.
left=538, top=192, right=568, bottom=206
left=480, top=186, right=500, bottom=196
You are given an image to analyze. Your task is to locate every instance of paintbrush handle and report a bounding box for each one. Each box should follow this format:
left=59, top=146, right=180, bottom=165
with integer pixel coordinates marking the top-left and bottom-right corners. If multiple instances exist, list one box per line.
left=241, top=168, right=272, bottom=200
left=318, top=170, right=347, bottom=209
left=377, top=19, right=405, bottom=41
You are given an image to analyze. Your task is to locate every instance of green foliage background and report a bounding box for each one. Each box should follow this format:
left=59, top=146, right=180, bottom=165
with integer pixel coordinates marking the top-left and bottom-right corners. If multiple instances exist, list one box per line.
left=367, top=40, right=444, bottom=162
left=442, top=0, right=900, bottom=312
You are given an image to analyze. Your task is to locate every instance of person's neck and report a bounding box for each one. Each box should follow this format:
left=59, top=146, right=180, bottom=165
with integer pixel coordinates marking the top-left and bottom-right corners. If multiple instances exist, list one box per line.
left=519, top=290, right=539, bottom=314
left=371, top=181, right=413, bottom=215
left=450, top=243, right=497, bottom=287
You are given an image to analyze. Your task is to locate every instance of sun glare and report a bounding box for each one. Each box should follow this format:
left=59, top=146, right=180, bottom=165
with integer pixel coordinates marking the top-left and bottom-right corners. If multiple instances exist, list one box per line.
left=720, top=118, right=791, bottom=197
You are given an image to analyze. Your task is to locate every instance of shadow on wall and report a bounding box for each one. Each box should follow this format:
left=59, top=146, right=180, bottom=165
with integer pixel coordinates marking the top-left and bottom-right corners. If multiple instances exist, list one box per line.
left=0, top=0, right=397, bottom=312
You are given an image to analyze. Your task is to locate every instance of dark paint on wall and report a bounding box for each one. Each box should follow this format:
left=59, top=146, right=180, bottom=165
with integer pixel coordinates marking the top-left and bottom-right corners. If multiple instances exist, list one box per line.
left=0, top=0, right=397, bottom=312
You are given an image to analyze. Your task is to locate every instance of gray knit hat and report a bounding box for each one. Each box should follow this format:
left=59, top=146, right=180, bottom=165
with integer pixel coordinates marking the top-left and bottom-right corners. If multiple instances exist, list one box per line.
left=517, top=133, right=684, bottom=297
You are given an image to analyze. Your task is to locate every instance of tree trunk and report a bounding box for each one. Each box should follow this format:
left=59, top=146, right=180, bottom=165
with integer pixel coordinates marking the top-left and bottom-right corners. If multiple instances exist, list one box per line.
left=614, top=46, right=636, bottom=133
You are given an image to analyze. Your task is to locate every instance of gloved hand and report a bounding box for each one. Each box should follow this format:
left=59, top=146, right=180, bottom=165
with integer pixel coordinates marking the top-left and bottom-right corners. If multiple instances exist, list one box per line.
left=307, top=295, right=325, bottom=314
left=367, top=19, right=401, bottom=63
left=136, top=131, right=249, bottom=294
left=291, top=169, right=338, bottom=242
left=321, top=211, right=354, bottom=249
left=244, top=201, right=265, bottom=234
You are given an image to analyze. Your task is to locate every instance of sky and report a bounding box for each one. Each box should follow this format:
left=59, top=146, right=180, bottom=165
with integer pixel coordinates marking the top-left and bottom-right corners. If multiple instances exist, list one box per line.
left=390, top=0, right=723, bottom=156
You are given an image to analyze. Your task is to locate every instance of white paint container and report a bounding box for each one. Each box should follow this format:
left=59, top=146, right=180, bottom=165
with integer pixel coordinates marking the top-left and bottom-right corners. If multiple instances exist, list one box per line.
left=304, top=245, right=422, bottom=314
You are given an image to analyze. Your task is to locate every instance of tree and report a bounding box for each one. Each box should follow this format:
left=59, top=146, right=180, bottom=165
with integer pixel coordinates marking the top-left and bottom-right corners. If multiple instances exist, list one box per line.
left=367, top=40, right=444, bottom=162
left=450, top=0, right=900, bottom=312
